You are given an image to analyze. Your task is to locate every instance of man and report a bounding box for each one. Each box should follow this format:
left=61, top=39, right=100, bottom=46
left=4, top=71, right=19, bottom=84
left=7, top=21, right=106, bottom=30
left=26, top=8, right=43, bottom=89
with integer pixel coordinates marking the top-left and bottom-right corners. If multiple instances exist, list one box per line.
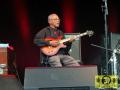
left=34, top=13, right=80, bottom=67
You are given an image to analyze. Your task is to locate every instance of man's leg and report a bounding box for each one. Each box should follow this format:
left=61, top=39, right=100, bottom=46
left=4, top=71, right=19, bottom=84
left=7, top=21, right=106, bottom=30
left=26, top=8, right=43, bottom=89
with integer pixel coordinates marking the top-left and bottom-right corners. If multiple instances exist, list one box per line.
left=61, top=55, right=80, bottom=66
left=48, top=55, right=62, bottom=67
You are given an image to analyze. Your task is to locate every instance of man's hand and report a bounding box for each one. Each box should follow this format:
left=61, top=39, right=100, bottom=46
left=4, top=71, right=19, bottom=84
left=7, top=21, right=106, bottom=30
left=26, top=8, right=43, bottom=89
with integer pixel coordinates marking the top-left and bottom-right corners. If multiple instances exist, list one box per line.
left=59, top=43, right=67, bottom=48
left=49, top=40, right=59, bottom=46
left=69, top=37, right=75, bottom=42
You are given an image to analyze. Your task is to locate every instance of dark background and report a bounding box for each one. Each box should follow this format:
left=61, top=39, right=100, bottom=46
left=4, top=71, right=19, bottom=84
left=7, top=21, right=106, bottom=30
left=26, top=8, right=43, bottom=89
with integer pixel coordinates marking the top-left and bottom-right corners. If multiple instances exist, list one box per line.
left=0, top=0, right=120, bottom=85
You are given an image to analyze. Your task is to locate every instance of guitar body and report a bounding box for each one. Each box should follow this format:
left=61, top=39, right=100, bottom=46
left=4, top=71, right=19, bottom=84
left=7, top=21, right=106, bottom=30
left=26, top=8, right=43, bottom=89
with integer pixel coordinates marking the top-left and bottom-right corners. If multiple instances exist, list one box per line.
left=41, top=38, right=62, bottom=56
left=41, top=46, right=60, bottom=56
left=40, top=31, right=94, bottom=56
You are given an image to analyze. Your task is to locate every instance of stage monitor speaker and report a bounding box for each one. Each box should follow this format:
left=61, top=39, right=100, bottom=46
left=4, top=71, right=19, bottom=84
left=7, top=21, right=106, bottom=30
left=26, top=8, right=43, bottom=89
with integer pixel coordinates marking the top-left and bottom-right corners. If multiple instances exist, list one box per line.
left=65, top=33, right=81, bottom=63
left=24, top=66, right=98, bottom=90
left=0, top=75, right=23, bottom=90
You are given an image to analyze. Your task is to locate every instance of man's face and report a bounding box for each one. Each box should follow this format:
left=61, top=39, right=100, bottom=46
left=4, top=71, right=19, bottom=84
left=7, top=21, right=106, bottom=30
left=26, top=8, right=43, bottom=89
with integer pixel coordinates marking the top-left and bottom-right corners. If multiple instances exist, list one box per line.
left=49, top=14, right=60, bottom=28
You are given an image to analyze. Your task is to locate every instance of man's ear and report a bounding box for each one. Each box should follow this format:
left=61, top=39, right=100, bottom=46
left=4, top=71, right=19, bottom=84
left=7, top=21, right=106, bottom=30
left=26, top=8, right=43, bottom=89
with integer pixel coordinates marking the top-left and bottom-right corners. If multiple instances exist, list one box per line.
left=48, top=19, right=51, bottom=25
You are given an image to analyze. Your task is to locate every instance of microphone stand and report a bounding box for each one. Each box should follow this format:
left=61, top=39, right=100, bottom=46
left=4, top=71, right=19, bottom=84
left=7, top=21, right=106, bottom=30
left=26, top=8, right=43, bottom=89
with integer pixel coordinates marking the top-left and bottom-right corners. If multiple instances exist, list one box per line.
left=91, top=44, right=120, bottom=75
left=101, top=0, right=109, bottom=75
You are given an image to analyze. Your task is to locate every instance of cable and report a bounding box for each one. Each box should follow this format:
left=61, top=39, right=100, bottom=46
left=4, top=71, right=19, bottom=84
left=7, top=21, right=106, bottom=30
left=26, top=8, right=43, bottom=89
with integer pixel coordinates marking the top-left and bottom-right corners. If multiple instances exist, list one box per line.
left=12, top=63, right=24, bottom=90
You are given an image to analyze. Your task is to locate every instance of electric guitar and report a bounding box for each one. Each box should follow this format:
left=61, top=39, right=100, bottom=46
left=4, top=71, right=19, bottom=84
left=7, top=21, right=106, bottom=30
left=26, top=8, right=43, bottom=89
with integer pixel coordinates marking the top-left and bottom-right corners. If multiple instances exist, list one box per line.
left=41, top=30, right=94, bottom=56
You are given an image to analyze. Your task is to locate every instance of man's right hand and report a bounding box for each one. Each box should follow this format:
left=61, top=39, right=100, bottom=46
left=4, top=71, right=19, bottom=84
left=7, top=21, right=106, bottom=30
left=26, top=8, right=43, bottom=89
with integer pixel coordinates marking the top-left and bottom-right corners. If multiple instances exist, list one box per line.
left=49, top=40, right=59, bottom=46
left=58, top=43, right=67, bottom=48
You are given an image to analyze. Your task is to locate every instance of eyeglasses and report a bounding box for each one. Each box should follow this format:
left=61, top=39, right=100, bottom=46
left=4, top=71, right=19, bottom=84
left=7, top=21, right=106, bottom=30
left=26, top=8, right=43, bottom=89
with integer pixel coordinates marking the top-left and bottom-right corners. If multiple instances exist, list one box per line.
left=50, top=19, right=60, bottom=21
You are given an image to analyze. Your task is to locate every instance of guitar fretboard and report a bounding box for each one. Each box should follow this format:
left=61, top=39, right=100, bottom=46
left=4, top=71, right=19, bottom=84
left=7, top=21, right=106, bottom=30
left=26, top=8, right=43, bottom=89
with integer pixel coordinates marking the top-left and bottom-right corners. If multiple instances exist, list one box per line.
left=59, top=32, right=87, bottom=44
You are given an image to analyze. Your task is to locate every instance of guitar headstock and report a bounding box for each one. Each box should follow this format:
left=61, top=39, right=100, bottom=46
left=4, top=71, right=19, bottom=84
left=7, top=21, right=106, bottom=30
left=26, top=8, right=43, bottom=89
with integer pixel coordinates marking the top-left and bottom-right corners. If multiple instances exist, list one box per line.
left=86, top=30, right=94, bottom=37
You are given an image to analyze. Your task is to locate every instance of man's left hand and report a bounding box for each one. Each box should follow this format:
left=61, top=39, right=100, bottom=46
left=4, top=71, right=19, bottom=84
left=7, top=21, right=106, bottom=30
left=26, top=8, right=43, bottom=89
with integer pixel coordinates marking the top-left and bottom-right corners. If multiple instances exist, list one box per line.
left=69, top=37, right=75, bottom=42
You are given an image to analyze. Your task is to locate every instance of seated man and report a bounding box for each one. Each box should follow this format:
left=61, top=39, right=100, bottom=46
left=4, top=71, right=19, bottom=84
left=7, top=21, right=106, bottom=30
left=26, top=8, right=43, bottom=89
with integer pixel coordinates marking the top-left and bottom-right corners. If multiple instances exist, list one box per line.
left=34, top=13, right=80, bottom=67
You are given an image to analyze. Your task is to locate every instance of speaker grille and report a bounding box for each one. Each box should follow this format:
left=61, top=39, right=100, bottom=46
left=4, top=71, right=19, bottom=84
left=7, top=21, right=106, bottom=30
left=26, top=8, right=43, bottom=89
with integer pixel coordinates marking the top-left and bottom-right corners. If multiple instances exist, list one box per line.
left=24, top=66, right=98, bottom=90
left=65, top=33, right=81, bottom=62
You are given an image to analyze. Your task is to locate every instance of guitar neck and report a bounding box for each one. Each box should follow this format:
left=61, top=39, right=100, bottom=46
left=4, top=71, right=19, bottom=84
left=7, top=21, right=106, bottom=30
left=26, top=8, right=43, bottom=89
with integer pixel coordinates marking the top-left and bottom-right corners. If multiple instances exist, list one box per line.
left=59, top=32, right=87, bottom=44
left=59, top=38, right=71, bottom=44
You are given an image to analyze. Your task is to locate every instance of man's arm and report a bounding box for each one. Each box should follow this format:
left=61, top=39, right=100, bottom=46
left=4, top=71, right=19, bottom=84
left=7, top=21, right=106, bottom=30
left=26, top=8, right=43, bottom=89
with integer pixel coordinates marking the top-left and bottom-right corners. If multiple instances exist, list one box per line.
left=61, top=31, right=72, bottom=53
left=33, top=30, right=50, bottom=46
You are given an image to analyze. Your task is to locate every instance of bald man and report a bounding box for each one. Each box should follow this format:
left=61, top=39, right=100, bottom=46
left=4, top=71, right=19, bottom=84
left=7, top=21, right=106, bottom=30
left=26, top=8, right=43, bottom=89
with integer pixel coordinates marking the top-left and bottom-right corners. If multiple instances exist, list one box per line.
left=34, top=13, right=80, bottom=67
